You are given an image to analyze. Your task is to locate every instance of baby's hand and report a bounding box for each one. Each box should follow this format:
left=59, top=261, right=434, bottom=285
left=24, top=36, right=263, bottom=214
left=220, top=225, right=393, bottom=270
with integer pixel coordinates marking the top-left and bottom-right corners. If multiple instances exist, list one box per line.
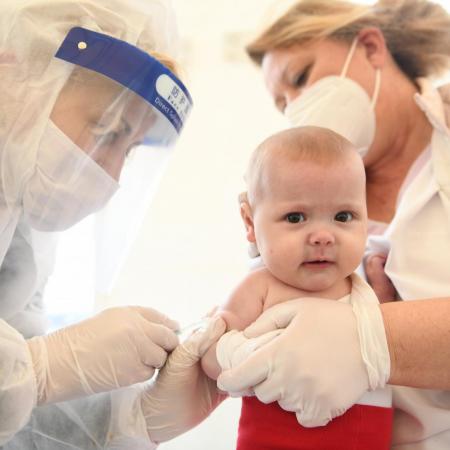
left=365, top=253, right=398, bottom=303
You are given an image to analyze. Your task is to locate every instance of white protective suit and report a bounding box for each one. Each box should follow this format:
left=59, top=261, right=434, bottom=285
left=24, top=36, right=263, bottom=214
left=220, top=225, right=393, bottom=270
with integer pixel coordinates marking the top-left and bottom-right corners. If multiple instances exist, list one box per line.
left=0, top=0, right=197, bottom=448
left=369, top=79, right=450, bottom=450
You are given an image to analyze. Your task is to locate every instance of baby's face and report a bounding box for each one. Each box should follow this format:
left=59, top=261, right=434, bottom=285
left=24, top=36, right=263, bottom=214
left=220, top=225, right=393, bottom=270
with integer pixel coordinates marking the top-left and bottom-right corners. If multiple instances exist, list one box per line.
left=252, top=156, right=367, bottom=292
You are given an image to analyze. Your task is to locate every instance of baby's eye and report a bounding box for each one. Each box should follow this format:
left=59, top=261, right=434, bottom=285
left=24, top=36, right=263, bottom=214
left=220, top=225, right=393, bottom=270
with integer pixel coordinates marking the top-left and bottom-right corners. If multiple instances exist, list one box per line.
left=285, top=212, right=305, bottom=223
left=335, top=211, right=353, bottom=222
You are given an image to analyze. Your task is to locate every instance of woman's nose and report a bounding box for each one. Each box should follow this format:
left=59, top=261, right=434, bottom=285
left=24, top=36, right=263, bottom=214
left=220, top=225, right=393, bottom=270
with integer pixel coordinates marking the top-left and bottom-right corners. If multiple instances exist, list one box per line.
left=308, top=230, right=335, bottom=246
left=284, top=90, right=302, bottom=109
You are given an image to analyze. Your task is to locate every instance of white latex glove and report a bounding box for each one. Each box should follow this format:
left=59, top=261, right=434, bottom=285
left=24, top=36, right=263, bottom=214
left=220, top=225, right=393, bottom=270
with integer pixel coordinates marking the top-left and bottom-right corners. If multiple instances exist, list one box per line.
left=26, top=306, right=179, bottom=405
left=142, top=316, right=227, bottom=444
left=217, top=298, right=390, bottom=427
left=216, top=328, right=283, bottom=397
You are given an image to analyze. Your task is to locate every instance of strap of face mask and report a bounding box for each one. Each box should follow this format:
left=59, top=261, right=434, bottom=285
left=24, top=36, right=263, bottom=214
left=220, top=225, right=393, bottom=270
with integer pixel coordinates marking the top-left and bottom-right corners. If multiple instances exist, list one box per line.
left=371, top=67, right=381, bottom=108
left=340, top=37, right=381, bottom=108
left=340, top=37, right=359, bottom=79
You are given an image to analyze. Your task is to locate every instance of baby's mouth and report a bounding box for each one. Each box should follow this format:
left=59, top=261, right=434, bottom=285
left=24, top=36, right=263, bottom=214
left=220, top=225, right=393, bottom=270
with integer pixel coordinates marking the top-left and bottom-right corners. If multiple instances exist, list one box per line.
left=303, top=258, right=335, bottom=268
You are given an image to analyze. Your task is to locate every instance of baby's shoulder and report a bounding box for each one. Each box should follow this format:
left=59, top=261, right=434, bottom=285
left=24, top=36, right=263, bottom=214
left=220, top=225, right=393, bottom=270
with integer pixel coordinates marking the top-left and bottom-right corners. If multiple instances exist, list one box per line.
left=239, top=267, right=281, bottom=291
left=245, top=266, right=273, bottom=282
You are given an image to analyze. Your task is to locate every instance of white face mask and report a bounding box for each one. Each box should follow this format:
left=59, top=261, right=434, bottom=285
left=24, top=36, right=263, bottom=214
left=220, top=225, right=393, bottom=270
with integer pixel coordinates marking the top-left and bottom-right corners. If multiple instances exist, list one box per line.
left=22, top=120, right=119, bottom=232
left=284, top=38, right=381, bottom=158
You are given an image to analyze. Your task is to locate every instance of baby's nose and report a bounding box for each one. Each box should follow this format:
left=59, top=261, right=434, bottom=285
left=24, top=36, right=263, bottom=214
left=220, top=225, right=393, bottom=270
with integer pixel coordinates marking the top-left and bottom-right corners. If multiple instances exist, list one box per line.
left=308, top=229, right=335, bottom=246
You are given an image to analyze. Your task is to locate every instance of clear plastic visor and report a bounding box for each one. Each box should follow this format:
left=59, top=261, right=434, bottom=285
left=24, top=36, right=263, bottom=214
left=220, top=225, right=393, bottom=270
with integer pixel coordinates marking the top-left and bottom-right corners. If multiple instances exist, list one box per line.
left=19, top=27, right=192, bottom=233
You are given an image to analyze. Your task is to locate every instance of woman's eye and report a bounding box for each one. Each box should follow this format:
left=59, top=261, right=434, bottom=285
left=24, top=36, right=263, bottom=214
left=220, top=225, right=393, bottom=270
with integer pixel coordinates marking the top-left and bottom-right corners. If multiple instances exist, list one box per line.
left=294, top=65, right=311, bottom=87
left=92, top=117, right=126, bottom=146
left=335, top=211, right=353, bottom=222
left=286, top=212, right=305, bottom=223
left=94, top=130, right=120, bottom=146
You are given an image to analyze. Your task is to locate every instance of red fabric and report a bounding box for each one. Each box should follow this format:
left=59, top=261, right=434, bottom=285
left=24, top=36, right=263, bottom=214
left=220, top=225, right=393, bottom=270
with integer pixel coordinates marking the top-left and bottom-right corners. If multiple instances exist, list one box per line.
left=237, top=397, right=393, bottom=450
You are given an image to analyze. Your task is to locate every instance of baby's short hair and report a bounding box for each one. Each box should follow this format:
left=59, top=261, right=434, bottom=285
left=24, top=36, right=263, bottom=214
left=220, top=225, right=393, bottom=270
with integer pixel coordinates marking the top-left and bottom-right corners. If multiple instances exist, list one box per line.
left=245, top=126, right=361, bottom=204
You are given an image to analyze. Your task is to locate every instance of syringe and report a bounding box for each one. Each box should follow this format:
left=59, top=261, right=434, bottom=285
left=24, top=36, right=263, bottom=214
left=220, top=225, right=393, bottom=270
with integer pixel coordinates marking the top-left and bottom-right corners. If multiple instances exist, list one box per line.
left=175, top=317, right=211, bottom=340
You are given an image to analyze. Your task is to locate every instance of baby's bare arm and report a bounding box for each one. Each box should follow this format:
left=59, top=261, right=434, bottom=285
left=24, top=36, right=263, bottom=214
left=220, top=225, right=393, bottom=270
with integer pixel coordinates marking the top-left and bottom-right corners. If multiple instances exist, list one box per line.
left=201, top=269, right=268, bottom=380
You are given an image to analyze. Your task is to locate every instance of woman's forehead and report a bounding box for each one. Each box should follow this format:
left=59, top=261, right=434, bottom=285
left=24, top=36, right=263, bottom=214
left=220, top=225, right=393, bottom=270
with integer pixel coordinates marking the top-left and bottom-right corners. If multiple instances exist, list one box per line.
left=262, top=44, right=310, bottom=74
left=262, top=38, right=348, bottom=75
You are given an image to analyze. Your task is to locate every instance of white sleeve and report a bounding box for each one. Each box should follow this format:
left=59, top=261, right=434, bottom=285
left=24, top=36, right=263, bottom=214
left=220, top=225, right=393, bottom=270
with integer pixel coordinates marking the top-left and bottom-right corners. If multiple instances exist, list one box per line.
left=1, top=385, right=158, bottom=450
left=357, top=232, right=392, bottom=280
left=0, top=319, right=37, bottom=445
left=366, top=233, right=391, bottom=257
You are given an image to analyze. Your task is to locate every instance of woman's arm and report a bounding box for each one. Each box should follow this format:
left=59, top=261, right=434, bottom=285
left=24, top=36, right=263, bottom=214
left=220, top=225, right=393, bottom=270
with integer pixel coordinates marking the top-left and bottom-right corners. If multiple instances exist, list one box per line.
left=382, top=298, right=450, bottom=388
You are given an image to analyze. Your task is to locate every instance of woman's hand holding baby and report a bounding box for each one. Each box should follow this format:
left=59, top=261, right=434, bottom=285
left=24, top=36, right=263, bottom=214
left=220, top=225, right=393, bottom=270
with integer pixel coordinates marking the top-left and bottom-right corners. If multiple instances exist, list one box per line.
left=365, top=253, right=398, bottom=302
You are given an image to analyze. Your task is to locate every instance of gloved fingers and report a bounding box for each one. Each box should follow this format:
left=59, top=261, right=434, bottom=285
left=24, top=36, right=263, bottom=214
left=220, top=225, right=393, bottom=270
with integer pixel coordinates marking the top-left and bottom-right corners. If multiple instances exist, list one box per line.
left=143, top=322, right=179, bottom=352
left=182, top=316, right=226, bottom=358
left=133, top=306, right=180, bottom=331
left=278, top=396, right=300, bottom=412
left=244, top=299, right=306, bottom=338
left=295, top=410, right=331, bottom=428
left=227, top=388, right=253, bottom=398
left=133, top=365, right=157, bottom=383
left=140, top=340, right=170, bottom=368
left=204, top=305, right=219, bottom=318
left=253, top=379, right=282, bottom=404
left=217, top=329, right=282, bottom=372
left=217, top=348, right=270, bottom=393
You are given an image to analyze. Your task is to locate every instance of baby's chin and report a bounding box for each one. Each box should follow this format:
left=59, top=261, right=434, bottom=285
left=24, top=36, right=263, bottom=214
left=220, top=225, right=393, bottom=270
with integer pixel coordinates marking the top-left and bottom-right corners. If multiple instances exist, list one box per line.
left=291, top=273, right=347, bottom=297
left=297, top=282, right=336, bottom=295
left=286, top=276, right=335, bottom=294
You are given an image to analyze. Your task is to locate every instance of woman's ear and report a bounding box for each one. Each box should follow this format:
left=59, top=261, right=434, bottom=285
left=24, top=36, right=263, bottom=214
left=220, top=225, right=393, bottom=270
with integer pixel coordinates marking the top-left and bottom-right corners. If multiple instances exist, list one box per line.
left=239, top=197, right=256, bottom=243
left=357, top=27, right=388, bottom=69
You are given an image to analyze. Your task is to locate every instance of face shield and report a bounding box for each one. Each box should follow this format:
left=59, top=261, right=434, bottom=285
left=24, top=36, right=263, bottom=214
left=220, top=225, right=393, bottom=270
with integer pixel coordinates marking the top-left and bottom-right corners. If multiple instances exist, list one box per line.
left=21, top=26, right=192, bottom=233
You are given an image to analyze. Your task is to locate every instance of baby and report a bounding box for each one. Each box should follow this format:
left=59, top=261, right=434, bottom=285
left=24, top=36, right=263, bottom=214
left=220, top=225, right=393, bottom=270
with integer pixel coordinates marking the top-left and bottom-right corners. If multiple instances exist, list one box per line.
left=201, top=126, right=393, bottom=450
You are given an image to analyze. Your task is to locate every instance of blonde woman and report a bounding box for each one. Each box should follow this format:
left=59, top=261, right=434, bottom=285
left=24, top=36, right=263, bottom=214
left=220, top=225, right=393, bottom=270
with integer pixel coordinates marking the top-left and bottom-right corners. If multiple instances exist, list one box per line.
left=214, top=1, right=450, bottom=449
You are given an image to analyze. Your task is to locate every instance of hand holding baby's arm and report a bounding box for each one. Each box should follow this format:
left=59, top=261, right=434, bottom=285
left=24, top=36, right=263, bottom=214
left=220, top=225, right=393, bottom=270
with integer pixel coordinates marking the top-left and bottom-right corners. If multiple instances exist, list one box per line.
left=201, top=270, right=267, bottom=380
left=365, top=253, right=398, bottom=302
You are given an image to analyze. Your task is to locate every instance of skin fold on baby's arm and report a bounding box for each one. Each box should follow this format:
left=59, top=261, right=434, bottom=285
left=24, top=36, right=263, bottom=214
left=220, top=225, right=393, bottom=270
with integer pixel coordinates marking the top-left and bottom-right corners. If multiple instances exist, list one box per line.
left=200, top=269, right=269, bottom=380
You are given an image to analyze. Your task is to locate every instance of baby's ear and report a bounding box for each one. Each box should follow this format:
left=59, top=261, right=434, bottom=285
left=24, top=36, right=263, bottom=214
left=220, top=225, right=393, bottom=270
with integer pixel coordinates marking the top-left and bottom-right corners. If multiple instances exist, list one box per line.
left=239, top=192, right=256, bottom=243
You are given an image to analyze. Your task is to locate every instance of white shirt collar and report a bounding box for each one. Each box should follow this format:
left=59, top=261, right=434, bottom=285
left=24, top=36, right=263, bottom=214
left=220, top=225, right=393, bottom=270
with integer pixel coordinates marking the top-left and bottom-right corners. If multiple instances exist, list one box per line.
left=413, top=78, right=449, bottom=134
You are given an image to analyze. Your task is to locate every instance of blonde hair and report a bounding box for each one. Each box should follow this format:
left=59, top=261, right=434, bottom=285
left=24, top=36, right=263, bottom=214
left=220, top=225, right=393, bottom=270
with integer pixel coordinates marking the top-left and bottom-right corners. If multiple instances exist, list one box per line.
left=148, top=51, right=182, bottom=79
left=246, top=126, right=361, bottom=205
left=246, top=0, right=450, bottom=80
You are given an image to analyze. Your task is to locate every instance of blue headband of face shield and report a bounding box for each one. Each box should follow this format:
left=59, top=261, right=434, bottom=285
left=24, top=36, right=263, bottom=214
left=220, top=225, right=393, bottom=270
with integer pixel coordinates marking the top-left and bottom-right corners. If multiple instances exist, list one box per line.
left=55, top=26, right=193, bottom=146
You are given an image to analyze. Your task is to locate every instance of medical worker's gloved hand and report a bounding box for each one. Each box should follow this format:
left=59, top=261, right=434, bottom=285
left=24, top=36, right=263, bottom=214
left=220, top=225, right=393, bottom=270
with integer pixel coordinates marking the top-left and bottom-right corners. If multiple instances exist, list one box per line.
left=217, top=298, right=390, bottom=427
left=26, top=306, right=179, bottom=405
left=142, top=316, right=227, bottom=444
